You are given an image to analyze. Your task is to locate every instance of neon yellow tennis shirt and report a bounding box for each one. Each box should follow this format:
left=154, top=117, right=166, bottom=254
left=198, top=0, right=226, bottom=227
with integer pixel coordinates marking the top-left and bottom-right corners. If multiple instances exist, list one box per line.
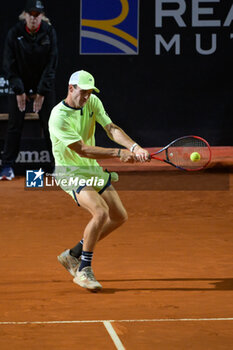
left=49, top=94, right=112, bottom=167
left=49, top=94, right=112, bottom=193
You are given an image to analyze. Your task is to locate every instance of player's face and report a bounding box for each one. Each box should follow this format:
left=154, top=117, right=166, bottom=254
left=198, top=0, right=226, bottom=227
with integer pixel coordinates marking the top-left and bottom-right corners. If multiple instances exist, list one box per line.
left=25, top=11, right=43, bottom=31
left=71, top=86, right=93, bottom=108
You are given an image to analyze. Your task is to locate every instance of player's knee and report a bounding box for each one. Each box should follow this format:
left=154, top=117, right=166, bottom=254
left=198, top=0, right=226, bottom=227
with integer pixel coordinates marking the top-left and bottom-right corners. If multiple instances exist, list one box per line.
left=116, top=208, right=128, bottom=225
left=94, top=206, right=109, bottom=225
left=121, top=209, right=128, bottom=223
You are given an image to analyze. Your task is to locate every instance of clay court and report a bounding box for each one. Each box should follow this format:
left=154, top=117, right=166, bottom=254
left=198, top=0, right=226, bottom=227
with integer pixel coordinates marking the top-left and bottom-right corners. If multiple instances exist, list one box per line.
left=0, top=147, right=232, bottom=349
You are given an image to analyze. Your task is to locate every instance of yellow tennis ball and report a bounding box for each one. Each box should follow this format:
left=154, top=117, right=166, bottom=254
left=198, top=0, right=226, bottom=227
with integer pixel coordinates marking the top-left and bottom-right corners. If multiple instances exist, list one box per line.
left=190, top=152, right=201, bottom=162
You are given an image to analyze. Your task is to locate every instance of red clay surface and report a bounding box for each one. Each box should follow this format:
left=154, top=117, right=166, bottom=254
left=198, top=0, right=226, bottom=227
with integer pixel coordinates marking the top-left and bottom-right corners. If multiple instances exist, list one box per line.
left=0, top=147, right=233, bottom=349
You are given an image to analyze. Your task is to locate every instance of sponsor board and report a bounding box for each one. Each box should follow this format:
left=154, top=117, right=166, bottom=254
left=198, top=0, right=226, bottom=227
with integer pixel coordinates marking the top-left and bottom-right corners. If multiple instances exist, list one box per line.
left=154, top=0, right=233, bottom=55
left=80, top=0, right=140, bottom=54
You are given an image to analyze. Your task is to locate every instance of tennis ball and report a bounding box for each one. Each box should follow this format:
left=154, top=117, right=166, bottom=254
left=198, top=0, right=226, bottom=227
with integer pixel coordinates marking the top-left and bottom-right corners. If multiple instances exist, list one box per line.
left=190, top=152, right=201, bottom=162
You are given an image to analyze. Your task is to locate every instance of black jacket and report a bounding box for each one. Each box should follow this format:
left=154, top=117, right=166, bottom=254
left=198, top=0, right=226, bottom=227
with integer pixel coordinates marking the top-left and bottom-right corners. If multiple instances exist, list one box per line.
left=3, top=20, right=58, bottom=95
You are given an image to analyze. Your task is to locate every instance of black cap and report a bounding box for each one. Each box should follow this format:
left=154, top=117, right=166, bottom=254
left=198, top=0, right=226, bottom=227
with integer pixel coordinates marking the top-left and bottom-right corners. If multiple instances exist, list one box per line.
left=25, top=0, right=45, bottom=13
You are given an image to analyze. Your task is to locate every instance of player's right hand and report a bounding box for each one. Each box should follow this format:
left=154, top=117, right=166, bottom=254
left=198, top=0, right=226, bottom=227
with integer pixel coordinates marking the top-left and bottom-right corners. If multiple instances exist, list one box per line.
left=16, top=93, right=26, bottom=112
left=119, top=149, right=135, bottom=163
left=133, top=146, right=150, bottom=163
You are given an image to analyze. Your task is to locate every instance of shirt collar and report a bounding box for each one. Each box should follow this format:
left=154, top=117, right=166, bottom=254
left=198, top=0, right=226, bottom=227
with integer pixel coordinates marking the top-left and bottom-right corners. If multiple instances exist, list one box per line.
left=62, top=100, right=83, bottom=114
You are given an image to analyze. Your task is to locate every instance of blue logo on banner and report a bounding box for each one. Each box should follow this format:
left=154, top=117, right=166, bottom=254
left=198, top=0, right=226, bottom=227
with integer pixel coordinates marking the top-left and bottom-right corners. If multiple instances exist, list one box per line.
left=26, top=169, right=44, bottom=188
left=80, top=0, right=139, bottom=55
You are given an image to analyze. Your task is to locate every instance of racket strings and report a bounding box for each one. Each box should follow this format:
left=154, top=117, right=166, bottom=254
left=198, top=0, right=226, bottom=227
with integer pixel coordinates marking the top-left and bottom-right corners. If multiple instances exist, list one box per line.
left=167, top=137, right=210, bottom=169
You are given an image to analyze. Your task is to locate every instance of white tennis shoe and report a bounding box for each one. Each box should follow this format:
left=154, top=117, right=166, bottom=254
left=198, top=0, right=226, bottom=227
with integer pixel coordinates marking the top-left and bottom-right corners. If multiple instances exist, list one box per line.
left=57, top=249, right=81, bottom=277
left=73, top=266, right=102, bottom=291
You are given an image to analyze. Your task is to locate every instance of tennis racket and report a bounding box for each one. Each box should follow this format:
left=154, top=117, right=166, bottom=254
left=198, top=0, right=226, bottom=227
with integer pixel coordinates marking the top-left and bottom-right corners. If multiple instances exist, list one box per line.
left=150, top=135, right=211, bottom=171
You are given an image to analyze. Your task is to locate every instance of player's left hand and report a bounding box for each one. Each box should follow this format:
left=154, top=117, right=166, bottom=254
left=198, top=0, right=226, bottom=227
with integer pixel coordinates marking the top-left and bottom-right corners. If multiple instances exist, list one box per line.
left=119, top=149, right=135, bottom=163
left=33, top=94, right=44, bottom=113
left=134, top=146, right=150, bottom=162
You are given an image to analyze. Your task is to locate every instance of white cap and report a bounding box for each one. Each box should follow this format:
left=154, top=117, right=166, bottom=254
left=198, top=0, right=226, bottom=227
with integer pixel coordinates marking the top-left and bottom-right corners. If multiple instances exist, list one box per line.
left=68, top=70, right=100, bottom=93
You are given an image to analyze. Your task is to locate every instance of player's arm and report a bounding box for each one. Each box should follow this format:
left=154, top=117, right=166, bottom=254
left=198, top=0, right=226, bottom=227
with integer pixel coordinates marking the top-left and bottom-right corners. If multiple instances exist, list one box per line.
left=68, top=139, right=135, bottom=163
left=104, top=123, right=150, bottom=162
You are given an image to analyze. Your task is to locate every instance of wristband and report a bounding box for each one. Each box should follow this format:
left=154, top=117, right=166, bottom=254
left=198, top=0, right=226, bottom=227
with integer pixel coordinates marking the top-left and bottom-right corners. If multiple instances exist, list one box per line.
left=117, top=149, right=121, bottom=157
left=130, top=143, right=138, bottom=152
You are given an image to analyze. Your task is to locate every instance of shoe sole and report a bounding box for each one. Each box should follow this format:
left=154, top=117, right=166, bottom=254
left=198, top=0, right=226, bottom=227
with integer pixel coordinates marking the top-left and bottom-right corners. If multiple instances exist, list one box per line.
left=73, top=277, right=102, bottom=292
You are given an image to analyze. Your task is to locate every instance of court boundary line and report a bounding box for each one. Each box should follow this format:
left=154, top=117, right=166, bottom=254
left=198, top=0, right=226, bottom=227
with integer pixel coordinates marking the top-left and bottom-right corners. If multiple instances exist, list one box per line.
left=1, top=318, right=233, bottom=350
left=1, top=317, right=233, bottom=325
left=103, top=321, right=125, bottom=350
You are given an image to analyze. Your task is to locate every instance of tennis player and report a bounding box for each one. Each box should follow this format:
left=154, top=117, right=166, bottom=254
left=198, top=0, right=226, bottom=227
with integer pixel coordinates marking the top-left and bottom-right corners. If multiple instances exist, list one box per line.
left=49, top=70, right=149, bottom=291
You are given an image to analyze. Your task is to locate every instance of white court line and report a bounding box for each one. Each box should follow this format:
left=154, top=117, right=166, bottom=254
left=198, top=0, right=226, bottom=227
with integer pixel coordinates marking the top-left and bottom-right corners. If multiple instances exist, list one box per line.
left=103, top=321, right=125, bottom=350
left=0, top=317, right=233, bottom=325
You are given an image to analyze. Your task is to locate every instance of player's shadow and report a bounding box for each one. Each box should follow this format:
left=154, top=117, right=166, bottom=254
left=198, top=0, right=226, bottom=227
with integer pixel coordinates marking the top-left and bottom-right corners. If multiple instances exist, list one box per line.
left=1, top=278, right=232, bottom=294
left=99, top=278, right=233, bottom=294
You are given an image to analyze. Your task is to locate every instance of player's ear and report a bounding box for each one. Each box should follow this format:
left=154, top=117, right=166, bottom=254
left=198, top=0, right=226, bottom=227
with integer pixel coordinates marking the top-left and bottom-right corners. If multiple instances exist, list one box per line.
left=68, top=84, right=74, bottom=93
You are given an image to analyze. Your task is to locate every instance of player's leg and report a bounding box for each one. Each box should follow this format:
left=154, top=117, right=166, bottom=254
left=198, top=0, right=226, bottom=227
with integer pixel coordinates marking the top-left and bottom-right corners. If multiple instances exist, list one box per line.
left=69, top=184, right=126, bottom=259
left=58, top=184, right=126, bottom=291
left=76, top=187, right=110, bottom=250
left=72, top=187, right=111, bottom=290
left=97, top=184, right=128, bottom=241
